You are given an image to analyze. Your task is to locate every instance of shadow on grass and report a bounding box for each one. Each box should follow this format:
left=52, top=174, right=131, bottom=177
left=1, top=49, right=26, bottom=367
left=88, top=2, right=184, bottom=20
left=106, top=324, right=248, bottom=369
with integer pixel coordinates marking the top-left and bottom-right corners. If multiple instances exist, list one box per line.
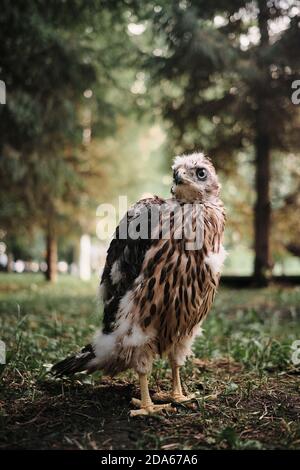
left=1, top=362, right=300, bottom=450
left=1, top=377, right=145, bottom=450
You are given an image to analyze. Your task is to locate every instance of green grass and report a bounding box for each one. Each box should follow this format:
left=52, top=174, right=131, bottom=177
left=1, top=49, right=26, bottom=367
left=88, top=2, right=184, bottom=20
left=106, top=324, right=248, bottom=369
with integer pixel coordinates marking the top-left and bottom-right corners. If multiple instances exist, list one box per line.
left=0, top=273, right=300, bottom=449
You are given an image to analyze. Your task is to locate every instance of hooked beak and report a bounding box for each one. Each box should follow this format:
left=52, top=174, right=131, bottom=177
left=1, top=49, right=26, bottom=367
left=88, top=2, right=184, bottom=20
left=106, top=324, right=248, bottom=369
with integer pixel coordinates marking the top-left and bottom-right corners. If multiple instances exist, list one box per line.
left=173, top=170, right=183, bottom=185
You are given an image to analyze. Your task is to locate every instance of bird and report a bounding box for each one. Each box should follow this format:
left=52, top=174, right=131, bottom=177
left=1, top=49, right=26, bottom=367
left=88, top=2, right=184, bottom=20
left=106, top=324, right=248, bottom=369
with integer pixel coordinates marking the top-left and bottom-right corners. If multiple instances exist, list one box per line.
left=51, top=152, right=226, bottom=416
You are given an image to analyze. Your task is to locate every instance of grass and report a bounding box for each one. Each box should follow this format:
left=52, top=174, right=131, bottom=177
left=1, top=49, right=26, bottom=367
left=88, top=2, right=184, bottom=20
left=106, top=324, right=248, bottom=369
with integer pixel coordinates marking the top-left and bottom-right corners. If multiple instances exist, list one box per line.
left=0, top=273, right=300, bottom=449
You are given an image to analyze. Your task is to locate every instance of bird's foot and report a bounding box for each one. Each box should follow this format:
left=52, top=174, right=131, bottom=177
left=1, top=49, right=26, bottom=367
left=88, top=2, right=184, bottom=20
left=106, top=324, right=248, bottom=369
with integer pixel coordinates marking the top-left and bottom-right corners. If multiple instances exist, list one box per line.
left=130, top=398, right=174, bottom=417
left=153, top=391, right=196, bottom=404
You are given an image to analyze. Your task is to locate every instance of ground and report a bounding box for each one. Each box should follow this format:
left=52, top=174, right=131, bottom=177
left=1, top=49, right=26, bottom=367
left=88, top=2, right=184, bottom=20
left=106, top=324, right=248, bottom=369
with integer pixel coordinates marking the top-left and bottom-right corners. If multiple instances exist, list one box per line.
left=0, top=273, right=300, bottom=450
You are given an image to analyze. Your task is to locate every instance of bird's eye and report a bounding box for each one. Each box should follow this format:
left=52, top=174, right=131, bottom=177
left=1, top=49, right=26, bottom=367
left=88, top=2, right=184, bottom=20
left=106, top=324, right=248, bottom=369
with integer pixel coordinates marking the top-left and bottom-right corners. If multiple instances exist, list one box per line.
left=196, top=168, right=207, bottom=180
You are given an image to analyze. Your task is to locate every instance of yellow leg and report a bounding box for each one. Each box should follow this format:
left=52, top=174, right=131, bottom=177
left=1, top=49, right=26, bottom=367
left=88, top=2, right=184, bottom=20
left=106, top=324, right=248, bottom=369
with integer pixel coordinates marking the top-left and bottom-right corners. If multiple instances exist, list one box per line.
left=153, top=362, right=195, bottom=404
left=130, top=373, right=174, bottom=417
left=171, top=364, right=195, bottom=401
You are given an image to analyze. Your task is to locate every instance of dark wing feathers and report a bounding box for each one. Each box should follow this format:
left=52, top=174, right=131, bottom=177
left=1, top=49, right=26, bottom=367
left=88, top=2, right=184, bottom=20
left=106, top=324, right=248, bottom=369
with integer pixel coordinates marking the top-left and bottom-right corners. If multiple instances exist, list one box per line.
left=101, top=197, right=164, bottom=333
left=51, top=344, right=95, bottom=377
left=51, top=197, right=165, bottom=376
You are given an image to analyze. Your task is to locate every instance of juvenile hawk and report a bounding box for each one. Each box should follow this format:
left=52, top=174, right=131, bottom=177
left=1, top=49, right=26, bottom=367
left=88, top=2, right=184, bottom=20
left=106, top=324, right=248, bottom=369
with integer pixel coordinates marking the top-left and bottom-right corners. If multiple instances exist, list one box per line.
left=52, top=153, right=226, bottom=416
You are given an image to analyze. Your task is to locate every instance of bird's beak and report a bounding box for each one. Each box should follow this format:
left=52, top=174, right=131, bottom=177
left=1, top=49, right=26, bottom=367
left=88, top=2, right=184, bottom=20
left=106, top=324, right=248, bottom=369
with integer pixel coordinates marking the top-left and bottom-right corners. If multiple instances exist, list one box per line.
left=174, top=170, right=183, bottom=185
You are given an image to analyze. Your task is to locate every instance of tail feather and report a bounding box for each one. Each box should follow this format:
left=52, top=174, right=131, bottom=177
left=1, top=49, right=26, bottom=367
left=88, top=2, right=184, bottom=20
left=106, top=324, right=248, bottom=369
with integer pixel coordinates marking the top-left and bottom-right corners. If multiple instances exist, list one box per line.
left=51, top=344, right=96, bottom=377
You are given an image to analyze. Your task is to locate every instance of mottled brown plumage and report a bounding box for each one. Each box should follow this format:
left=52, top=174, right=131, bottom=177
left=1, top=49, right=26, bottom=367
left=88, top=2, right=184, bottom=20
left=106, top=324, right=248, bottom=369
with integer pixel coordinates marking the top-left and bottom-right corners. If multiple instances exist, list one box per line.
left=52, top=152, right=226, bottom=416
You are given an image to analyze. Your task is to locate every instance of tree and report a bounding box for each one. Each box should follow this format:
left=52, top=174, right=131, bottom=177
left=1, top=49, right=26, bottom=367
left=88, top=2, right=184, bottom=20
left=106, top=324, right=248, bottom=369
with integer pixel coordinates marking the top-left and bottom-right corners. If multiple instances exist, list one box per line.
left=135, top=0, right=300, bottom=285
left=0, top=1, right=134, bottom=281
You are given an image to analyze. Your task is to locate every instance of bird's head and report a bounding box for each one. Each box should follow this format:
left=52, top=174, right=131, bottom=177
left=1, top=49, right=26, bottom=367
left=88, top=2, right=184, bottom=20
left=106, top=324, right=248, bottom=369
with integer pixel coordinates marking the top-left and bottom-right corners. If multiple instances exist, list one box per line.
left=171, top=152, right=221, bottom=203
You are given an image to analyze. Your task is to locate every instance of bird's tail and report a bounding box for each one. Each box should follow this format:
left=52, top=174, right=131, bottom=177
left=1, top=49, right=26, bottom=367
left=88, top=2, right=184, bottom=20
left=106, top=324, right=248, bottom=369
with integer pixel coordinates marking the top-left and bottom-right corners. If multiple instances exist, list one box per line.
left=51, top=344, right=96, bottom=377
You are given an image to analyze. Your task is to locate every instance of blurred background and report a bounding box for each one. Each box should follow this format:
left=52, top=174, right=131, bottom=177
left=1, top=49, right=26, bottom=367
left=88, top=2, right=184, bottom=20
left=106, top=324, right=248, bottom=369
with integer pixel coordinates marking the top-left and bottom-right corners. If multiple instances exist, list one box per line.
left=0, top=0, right=300, bottom=287
left=1, top=2, right=300, bottom=450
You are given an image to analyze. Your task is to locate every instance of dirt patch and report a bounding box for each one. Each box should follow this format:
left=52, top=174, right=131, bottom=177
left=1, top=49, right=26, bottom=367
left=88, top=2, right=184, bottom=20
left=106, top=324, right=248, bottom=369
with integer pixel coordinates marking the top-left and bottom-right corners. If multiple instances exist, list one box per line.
left=1, top=362, right=299, bottom=450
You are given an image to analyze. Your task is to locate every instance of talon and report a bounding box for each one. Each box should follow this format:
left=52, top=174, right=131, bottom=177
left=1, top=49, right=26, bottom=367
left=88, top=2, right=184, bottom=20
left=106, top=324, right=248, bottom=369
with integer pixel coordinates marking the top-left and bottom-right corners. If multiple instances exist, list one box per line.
left=130, top=403, right=174, bottom=417
left=153, top=391, right=196, bottom=404
left=172, top=393, right=196, bottom=403
left=152, top=391, right=171, bottom=402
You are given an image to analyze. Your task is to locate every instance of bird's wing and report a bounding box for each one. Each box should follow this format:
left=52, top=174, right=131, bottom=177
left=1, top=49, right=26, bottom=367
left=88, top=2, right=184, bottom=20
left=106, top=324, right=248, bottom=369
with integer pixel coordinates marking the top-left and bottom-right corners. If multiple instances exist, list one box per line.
left=100, top=196, right=165, bottom=333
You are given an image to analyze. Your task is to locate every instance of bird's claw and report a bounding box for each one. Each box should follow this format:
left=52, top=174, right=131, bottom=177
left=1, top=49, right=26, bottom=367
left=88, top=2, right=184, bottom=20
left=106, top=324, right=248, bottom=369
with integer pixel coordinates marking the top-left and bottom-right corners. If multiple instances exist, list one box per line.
left=130, top=398, right=174, bottom=417
left=153, top=391, right=197, bottom=408
left=153, top=391, right=196, bottom=403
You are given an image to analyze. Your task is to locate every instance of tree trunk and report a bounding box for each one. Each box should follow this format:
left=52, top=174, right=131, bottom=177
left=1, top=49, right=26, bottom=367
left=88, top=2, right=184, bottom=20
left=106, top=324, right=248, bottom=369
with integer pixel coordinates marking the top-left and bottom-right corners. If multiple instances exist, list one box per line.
left=6, top=253, right=14, bottom=272
left=45, top=227, right=57, bottom=282
left=253, top=128, right=272, bottom=286
left=253, top=0, right=272, bottom=287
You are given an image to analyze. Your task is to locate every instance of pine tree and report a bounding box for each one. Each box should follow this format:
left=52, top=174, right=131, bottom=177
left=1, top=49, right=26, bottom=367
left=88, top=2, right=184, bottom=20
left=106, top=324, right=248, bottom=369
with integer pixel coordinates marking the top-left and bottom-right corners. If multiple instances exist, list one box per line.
left=138, top=0, right=300, bottom=285
left=0, top=1, right=132, bottom=281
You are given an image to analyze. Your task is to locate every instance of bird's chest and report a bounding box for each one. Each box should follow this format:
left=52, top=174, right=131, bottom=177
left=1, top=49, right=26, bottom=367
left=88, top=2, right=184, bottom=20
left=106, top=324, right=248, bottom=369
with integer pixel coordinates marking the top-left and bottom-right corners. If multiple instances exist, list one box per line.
left=136, top=203, right=225, bottom=340
left=178, top=212, right=226, bottom=329
left=177, top=250, right=218, bottom=331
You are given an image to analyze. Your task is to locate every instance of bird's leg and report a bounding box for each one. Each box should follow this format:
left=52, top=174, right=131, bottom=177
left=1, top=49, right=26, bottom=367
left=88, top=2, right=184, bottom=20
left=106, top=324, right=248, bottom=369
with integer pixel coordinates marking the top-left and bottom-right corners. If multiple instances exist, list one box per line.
left=171, top=363, right=195, bottom=402
left=153, top=359, right=195, bottom=404
left=130, top=373, right=173, bottom=417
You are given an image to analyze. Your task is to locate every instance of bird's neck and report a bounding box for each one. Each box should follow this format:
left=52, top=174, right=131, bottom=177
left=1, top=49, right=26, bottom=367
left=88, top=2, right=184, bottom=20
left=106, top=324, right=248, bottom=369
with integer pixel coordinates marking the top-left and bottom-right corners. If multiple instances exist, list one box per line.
left=171, top=194, right=221, bottom=206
